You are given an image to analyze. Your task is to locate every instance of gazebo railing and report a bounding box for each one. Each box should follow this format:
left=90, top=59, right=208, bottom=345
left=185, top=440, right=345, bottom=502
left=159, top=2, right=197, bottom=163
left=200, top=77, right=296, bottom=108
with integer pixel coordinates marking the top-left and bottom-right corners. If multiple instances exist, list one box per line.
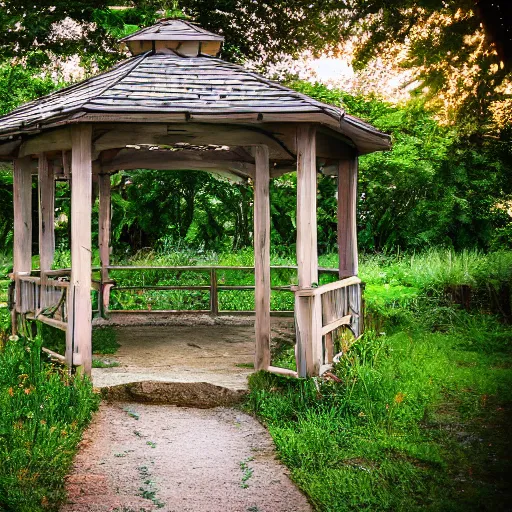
left=17, top=273, right=70, bottom=331
left=15, top=265, right=342, bottom=318
left=14, top=266, right=363, bottom=376
left=294, top=276, right=363, bottom=375
left=102, top=265, right=340, bottom=316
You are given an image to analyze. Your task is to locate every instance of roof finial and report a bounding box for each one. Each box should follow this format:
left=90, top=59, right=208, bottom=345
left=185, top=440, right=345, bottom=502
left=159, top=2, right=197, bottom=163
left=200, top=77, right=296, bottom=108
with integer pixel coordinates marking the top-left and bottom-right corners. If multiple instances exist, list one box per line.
left=119, top=19, right=224, bottom=57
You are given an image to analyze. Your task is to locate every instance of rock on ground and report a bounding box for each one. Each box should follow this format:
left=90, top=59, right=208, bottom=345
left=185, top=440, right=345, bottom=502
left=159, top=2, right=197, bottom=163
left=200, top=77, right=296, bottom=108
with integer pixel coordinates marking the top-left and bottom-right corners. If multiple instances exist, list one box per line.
left=61, top=403, right=312, bottom=512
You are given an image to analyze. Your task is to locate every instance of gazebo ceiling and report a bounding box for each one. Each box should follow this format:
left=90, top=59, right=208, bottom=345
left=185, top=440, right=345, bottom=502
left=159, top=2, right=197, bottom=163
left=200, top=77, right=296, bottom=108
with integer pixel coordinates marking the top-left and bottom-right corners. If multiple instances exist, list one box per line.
left=0, top=19, right=391, bottom=162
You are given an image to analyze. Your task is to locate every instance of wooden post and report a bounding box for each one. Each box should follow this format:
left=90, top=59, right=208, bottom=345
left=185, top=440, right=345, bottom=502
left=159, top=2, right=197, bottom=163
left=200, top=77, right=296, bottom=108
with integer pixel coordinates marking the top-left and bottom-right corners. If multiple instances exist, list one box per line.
left=253, top=145, right=271, bottom=371
left=66, top=125, right=93, bottom=376
left=12, top=156, right=33, bottom=332
left=98, top=173, right=111, bottom=316
left=295, top=125, right=322, bottom=377
left=210, top=268, right=219, bottom=315
left=338, top=156, right=358, bottom=278
left=38, top=154, right=55, bottom=309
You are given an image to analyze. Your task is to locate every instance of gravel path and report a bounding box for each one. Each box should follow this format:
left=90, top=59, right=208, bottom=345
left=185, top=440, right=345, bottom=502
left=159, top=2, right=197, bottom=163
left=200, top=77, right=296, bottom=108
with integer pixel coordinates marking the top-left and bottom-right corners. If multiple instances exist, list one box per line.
left=61, top=403, right=312, bottom=512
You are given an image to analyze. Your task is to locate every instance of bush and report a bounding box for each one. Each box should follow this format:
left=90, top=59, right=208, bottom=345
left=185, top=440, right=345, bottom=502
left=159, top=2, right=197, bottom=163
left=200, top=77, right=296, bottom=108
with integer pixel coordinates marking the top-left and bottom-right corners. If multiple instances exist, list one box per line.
left=0, top=335, right=99, bottom=511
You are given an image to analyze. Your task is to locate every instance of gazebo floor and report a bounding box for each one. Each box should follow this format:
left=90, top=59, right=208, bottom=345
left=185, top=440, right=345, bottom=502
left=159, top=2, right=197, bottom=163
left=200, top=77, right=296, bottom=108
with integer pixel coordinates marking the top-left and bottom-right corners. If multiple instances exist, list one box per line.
left=92, top=320, right=294, bottom=391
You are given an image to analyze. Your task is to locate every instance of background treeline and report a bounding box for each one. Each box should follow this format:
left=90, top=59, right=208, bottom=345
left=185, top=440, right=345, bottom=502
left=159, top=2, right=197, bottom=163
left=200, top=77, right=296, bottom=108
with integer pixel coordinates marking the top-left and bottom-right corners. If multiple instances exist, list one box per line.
left=0, top=1, right=510, bottom=258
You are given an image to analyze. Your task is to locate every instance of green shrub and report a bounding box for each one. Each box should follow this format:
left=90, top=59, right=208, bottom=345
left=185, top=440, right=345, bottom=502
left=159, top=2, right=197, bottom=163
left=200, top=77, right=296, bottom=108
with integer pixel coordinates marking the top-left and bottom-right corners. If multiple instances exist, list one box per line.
left=38, top=325, right=119, bottom=357
left=0, top=335, right=99, bottom=511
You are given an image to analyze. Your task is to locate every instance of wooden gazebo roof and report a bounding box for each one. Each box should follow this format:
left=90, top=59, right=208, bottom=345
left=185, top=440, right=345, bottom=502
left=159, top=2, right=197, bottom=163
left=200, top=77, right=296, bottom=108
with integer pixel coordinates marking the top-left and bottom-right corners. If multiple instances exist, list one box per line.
left=0, top=52, right=346, bottom=132
left=0, top=19, right=390, bottom=175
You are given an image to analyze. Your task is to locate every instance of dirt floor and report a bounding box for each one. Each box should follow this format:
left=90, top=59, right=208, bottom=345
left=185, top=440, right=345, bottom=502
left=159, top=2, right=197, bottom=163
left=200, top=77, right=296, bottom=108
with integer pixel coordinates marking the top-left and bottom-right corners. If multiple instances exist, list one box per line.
left=92, top=321, right=294, bottom=390
left=61, top=403, right=312, bottom=512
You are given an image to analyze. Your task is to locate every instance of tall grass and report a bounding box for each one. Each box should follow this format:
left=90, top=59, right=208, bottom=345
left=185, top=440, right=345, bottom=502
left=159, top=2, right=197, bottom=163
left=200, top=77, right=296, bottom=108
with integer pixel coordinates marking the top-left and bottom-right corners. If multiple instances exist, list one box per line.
left=359, top=249, right=512, bottom=290
left=247, top=249, right=512, bottom=511
left=0, top=251, right=11, bottom=306
left=0, top=322, right=99, bottom=511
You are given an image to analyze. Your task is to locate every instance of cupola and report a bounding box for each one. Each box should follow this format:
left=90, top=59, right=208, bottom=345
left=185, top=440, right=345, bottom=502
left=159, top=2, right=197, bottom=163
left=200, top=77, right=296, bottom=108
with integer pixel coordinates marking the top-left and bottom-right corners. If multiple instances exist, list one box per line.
left=119, top=18, right=224, bottom=57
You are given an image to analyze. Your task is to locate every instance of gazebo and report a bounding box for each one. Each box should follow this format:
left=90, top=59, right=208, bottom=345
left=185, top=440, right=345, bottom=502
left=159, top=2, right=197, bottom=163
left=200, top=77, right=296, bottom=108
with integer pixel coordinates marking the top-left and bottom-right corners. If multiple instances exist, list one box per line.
left=0, top=19, right=390, bottom=378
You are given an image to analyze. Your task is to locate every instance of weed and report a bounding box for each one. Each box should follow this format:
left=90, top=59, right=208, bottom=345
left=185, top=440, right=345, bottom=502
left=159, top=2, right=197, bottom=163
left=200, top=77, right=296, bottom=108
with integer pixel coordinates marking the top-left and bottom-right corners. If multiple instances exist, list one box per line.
left=92, top=359, right=120, bottom=368
left=239, top=457, right=255, bottom=488
left=146, top=441, right=156, bottom=448
left=137, top=465, right=164, bottom=508
left=124, top=408, right=140, bottom=420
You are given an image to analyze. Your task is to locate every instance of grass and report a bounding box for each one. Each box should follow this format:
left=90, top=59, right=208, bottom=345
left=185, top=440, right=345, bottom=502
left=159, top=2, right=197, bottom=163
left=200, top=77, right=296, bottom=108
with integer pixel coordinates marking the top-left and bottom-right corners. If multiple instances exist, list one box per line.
left=39, top=324, right=119, bottom=358
left=0, top=331, right=99, bottom=511
left=91, top=358, right=120, bottom=368
left=245, top=251, right=512, bottom=511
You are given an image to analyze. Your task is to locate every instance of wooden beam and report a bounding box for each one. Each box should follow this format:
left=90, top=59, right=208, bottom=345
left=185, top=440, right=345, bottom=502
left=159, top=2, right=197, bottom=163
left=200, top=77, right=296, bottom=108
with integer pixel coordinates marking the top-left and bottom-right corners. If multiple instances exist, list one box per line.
left=253, top=145, right=271, bottom=371
left=338, top=156, right=358, bottom=278
left=76, top=112, right=345, bottom=134
left=98, top=172, right=111, bottom=314
left=38, top=154, right=55, bottom=308
left=13, top=156, right=33, bottom=330
left=321, top=314, right=352, bottom=336
left=66, top=125, right=93, bottom=376
left=19, top=128, right=72, bottom=158
left=0, top=138, right=22, bottom=159
left=100, top=148, right=255, bottom=178
left=267, top=366, right=298, bottom=378
left=294, top=276, right=361, bottom=297
left=295, top=124, right=322, bottom=377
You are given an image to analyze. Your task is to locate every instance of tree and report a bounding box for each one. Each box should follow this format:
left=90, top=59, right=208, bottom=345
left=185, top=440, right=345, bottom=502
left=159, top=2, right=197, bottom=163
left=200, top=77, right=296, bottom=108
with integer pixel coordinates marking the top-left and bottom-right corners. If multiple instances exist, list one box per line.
left=343, top=1, right=512, bottom=133
left=289, top=81, right=512, bottom=252
left=0, top=1, right=109, bottom=64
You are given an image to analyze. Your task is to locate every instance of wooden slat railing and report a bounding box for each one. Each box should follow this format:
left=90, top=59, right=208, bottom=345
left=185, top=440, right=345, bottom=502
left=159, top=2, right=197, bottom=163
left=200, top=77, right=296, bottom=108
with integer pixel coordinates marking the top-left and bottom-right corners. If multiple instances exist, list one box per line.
left=15, top=265, right=359, bottom=377
left=293, top=276, right=363, bottom=375
left=18, top=274, right=70, bottom=331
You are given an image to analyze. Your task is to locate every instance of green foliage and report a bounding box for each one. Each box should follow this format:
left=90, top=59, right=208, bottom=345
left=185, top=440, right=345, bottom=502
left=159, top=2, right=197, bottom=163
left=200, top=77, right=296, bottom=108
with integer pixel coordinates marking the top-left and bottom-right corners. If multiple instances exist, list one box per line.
left=0, top=335, right=99, bottom=511
left=342, top=1, right=512, bottom=134
left=92, top=327, right=119, bottom=355
left=39, top=324, right=119, bottom=357
left=287, top=81, right=512, bottom=252
left=0, top=1, right=110, bottom=63
left=0, top=65, right=59, bottom=116
left=247, top=251, right=512, bottom=511
left=109, top=170, right=252, bottom=253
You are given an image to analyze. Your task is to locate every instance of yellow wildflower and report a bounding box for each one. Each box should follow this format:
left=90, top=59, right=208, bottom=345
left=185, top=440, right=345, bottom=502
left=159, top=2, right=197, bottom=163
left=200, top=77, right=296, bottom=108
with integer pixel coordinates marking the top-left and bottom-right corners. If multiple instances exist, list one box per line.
left=394, top=392, right=406, bottom=404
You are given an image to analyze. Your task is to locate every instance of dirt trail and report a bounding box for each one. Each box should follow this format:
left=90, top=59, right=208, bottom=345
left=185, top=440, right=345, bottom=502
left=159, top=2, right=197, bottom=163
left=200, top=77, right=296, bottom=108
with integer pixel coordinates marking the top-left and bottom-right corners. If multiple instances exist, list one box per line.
left=61, top=403, right=312, bottom=512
